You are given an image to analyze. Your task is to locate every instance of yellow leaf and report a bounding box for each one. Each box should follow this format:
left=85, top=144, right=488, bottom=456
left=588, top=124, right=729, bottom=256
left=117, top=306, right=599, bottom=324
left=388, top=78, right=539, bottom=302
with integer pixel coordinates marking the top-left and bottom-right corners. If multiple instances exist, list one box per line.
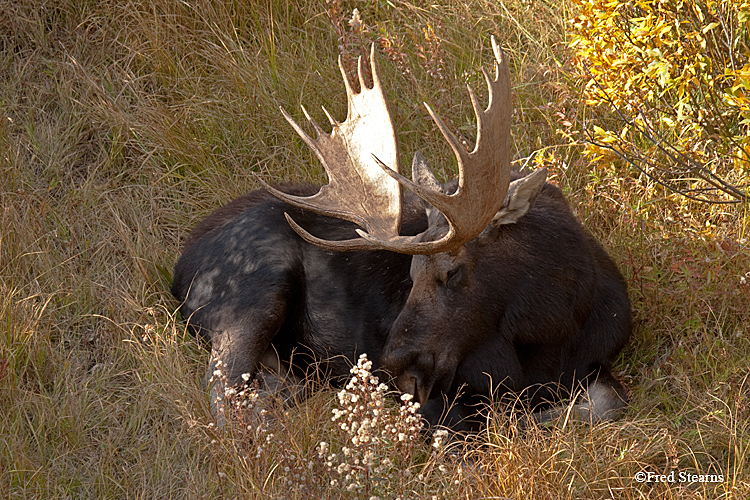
left=702, top=22, right=719, bottom=33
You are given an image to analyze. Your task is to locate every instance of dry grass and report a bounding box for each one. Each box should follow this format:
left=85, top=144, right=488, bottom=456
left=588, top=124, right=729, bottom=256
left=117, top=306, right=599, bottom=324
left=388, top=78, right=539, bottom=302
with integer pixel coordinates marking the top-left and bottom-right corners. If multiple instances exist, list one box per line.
left=1, top=0, right=748, bottom=498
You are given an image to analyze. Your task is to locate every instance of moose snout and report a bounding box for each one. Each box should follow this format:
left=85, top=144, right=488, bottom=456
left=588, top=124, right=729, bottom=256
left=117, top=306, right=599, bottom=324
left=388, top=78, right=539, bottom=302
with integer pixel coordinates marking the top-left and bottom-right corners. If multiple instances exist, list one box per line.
left=394, top=353, right=435, bottom=404
left=381, top=345, right=458, bottom=406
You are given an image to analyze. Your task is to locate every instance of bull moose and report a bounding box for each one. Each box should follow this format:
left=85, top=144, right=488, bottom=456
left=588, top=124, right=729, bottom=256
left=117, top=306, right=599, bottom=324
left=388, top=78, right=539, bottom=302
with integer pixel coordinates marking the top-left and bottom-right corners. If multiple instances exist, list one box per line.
left=172, top=37, right=632, bottom=431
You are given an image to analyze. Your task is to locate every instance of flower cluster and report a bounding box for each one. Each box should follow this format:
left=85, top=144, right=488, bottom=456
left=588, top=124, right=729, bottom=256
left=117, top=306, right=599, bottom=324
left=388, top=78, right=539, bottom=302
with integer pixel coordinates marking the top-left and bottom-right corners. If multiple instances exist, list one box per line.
left=208, top=354, right=459, bottom=497
left=319, top=353, right=424, bottom=497
left=209, top=360, right=269, bottom=457
left=208, top=362, right=327, bottom=493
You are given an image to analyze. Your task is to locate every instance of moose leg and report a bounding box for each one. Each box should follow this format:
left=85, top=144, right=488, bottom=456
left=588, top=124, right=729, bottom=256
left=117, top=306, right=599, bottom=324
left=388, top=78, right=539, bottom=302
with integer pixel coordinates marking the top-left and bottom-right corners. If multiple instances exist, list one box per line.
left=531, top=368, right=627, bottom=424
left=254, top=346, right=306, bottom=404
left=206, top=296, right=288, bottom=427
left=420, top=398, right=484, bottom=433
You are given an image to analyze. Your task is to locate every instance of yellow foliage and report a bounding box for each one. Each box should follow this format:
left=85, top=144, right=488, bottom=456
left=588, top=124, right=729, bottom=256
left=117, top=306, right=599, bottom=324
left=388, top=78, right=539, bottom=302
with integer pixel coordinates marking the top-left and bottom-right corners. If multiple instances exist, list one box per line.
left=570, top=0, right=750, bottom=199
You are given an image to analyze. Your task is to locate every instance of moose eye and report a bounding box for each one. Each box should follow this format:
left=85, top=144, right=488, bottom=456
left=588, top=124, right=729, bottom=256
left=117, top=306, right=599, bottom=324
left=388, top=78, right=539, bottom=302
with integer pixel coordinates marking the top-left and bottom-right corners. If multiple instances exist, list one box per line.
left=443, top=266, right=466, bottom=288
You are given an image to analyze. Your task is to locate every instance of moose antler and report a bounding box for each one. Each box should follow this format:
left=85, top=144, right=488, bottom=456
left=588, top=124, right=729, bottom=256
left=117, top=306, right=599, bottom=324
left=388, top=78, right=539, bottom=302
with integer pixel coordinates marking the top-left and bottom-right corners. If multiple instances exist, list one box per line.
left=256, top=45, right=402, bottom=249
left=263, top=36, right=512, bottom=255
left=361, top=36, right=512, bottom=254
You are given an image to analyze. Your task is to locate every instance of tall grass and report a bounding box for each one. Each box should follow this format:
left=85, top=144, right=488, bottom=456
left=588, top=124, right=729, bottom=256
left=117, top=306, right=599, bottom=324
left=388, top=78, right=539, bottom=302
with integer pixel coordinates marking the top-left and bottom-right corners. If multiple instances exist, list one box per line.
left=1, top=0, right=748, bottom=498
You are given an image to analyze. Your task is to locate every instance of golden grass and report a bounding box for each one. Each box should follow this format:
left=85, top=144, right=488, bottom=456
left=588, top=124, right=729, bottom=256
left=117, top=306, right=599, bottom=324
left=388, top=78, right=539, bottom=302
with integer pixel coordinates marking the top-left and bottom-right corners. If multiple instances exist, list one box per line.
left=1, top=0, right=748, bottom=498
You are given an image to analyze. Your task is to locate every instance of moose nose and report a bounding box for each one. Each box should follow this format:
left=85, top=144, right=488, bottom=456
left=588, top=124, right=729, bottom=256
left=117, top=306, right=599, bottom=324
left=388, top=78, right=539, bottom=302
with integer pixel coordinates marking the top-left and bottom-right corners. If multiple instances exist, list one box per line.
left=396, top=373, right=419, bottom=401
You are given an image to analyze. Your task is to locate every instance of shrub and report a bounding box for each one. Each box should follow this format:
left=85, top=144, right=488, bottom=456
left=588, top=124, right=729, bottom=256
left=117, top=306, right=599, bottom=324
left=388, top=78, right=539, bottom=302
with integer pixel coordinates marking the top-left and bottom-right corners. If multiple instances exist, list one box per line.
left=569, top=0, right=750, bottom=203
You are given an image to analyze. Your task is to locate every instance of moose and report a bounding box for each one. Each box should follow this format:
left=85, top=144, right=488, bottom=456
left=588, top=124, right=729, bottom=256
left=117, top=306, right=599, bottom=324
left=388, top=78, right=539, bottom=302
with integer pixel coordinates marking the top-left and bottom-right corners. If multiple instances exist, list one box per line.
left=172, top=37, right=632, bottom=431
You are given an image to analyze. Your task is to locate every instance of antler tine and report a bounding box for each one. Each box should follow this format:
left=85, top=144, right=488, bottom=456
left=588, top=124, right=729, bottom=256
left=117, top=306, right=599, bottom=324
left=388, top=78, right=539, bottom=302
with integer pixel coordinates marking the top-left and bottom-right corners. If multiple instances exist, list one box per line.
left=354, top=35, right=514, bottom=254
left=259, top=44, right=403, bottom=249
left=321, top=106, right=339, bottom=128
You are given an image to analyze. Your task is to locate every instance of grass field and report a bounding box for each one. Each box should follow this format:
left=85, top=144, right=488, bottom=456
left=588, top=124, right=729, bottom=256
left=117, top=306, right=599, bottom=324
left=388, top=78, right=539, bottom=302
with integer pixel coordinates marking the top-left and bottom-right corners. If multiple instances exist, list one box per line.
left=1, top=0, right=749, bottom=498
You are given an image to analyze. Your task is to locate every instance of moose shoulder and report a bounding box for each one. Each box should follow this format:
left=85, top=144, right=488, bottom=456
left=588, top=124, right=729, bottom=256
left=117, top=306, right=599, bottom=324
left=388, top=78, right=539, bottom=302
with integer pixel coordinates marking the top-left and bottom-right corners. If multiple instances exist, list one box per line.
left=172, top=38, right=631, bottom=431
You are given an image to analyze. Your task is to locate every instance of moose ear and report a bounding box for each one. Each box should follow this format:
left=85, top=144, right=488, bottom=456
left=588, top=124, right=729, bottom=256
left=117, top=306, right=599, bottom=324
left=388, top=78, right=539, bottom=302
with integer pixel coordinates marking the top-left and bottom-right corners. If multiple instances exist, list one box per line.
left=411, top=151, right=444, bottom=193
left=411, top=151, right=449, bottom=224
left=490, top=167, right=547, bottom=226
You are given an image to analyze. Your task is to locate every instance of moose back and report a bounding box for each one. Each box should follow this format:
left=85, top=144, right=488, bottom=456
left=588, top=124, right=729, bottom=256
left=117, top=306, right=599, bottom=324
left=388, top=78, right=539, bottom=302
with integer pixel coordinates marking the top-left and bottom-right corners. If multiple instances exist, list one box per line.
left=172, top=38, right=632, bottom=431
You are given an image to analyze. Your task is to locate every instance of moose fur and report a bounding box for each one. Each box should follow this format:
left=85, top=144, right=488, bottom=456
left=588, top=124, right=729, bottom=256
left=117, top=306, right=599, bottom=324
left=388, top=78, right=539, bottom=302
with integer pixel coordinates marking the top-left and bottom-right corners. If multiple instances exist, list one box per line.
left=172, top=170, right=632, bottom=431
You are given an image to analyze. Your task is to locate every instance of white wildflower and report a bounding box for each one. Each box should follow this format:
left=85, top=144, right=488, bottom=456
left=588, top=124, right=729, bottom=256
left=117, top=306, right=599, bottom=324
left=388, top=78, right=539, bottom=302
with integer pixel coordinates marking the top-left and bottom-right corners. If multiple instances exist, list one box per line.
left=432, top=429, right=449, bottom=450
left=349, top=8, right=363, bottom=31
